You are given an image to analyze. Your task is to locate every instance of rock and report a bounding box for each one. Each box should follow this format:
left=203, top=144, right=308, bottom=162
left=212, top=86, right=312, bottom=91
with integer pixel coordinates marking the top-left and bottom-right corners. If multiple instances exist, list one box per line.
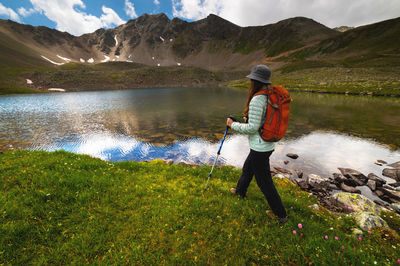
left=374, top=161, right=384, bottom=166
left=294, top=178, right=309, bottom=190
left=338, top=168, right=368, bottom=185
left=308, top=174, right=330, bottom=190
left=340, top=183, right=361, bottom=194
left=284, top=160, right=289, bottom=165
left=331, top=192, right=383, bottom=214
left=308, top=204, right=320, bottom=210
left=377, top=160, right=387, bottom=165
left=270, top=169, right=278, bottom=176
left=351, top=212, right=388, bottom=231
left=332, top=173, right=347, bottom=184
left=275, top=173, right=290, bottom=179
left=351, top=228, right=364, bottom=238
left=295, top=169, right=303, bottom=178
left=373, top=199, right=388, bottom=208
left=389, top=182, right=400, bottom=187
left=286, top=153, right=299, bottom=159
left=273, top=167, right=292, bottom=175
left=379, top=186, right=400, bottom=202
left=391, top=203, right=400, bottom=214
left=387, top=161, right=400, bottom=168
left=382, top=168, right=400, bottom=181
left=367, top=173, right=386, bottom=187
left=329, top=183, right=339, bottom=190
left=367, top=180, right=377, bottom=191
left=163, top=159, right=174, bottom=165
left=374, top=190, right=384, bottom=197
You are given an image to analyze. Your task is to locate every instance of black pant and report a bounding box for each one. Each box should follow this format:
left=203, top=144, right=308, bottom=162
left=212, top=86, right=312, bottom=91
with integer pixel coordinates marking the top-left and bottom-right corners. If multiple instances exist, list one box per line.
left=236, top=149, right=287, bottom=218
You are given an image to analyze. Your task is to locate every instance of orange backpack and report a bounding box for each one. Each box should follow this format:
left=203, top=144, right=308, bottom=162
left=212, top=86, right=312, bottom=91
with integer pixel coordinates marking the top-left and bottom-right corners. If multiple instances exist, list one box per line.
left=255, top=85, right=292, bottom=142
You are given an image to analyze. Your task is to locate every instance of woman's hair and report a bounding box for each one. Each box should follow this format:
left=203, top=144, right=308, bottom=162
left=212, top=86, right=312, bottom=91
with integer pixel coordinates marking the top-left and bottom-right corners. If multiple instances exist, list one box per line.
left=243, top=79, right=268, bottom=117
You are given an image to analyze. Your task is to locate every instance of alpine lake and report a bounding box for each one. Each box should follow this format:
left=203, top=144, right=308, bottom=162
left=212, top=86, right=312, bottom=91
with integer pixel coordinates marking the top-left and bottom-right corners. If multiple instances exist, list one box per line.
left=1, top=87, right=400, bottom=198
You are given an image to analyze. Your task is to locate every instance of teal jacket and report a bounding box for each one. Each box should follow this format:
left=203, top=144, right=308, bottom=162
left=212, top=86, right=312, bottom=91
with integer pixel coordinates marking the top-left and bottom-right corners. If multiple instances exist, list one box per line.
left=231, top=94, right=275, bottom=152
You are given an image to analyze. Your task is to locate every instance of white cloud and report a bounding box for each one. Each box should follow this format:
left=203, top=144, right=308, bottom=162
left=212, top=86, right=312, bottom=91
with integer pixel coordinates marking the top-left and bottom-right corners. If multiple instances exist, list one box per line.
left=0, top=3, right=21, bottom=22
left=172, top=0, right=400, bottom=28
left=124, top=0, right=137, bottom=18
left=154, top=0, right=160, bottom=5
left=18, top=7, right=39, bottom=17
left=29, top=0, right=126, bottom=36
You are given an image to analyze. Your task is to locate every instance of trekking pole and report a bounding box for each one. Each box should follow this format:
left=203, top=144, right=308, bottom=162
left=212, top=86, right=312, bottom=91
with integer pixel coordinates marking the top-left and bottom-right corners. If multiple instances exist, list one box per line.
left=204, top=116, right=236, bottom=191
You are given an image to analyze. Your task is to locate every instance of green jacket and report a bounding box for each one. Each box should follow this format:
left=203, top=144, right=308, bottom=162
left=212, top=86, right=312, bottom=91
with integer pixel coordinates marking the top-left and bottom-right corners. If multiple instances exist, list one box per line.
left=231, top=94, right=275, bottom=152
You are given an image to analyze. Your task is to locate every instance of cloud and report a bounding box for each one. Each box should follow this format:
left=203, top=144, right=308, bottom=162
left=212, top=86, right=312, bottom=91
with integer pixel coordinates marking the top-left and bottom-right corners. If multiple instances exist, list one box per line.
left=0, top=3, right=21, bottom=22
left=18, top=7, right=39, bottom=17
left=124, top=0, right=137, bottom=18
left=29, top=0, right=126, bottom=36
left=154, top=0, right=160, bottom=5
left=172, top=0, right=400, bottom=28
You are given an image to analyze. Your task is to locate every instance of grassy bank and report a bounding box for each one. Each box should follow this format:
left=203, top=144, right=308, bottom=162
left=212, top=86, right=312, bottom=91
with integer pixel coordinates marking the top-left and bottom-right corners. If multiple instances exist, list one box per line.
left=227, top=66, right=400, bottom=96
left=1, top=151, right=399, bottom=264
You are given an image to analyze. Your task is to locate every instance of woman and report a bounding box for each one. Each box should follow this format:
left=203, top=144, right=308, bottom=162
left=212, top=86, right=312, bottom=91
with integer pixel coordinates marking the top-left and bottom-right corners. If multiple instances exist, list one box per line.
left=226, top=64, right=288, bottom=223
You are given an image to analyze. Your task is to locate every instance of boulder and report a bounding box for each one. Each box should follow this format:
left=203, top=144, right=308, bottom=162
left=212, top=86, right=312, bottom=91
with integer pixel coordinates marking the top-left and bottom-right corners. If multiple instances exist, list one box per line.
left=391, top=203, right=400, bottom=214
left=340, top=183, right=361, bottom=194
left=295, top=169, right=303, bottom=178
left=351, top=212, right=388, bottom=231
left=377, top=160, right=387, bottom=165
left=387, top=161, right=400, bottom=168
left=382, top=168, right=400, bottom=181
left=379, top=186, right=400, bottom=202
left=286, top=153, right=299, bottom=159
left=389, top=182, right=400, bottom=187
left=284, top=160, right=289, bottom=165
left=338, top=168, right=368, bottom=185
left=367, top=173, right=386, bottom=187
left=367, top=180, right=377, bottom=191
left=332, top=173, right=347, bottom=184
left=331, top=192, right=383, bottom=214
left=294, top=178, right=309, bottom=190
left=308, top=174, right=330, bottom=190
left=374, top=190, right=384, bottom=197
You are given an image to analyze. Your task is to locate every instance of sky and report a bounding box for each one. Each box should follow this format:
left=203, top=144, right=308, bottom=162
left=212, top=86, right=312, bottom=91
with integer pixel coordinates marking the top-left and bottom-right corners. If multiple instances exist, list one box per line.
left=0, top=0, right=399, bottom=36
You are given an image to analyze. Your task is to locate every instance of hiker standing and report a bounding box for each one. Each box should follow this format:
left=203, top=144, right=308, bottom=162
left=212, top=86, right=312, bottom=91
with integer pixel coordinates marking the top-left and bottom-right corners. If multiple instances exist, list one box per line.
left=226, top=65, right=288, bottom=223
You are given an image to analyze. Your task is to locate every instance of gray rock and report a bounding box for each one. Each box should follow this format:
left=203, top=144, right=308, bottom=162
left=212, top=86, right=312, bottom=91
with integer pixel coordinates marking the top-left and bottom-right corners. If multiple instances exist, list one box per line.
left=351, top=228, right=364, bottom=238
left=294, top=178, right=309, bottom=190
left=391, top=203, right=400, bottom=214
left=377, top=160, right=387, bottom=165
left=331, top=192, right=383, bottom=214
left=332, top=173, right=347, bottom=184
left=379, top=186, right=400, bottom=202
left=367, top=173, right=386, bottom=187
left=274, top=167, right=292, bottom=175
left=367, top=180, right=377, bottom=191
left=286, top=153, right=299, bottom=159
left=308, top=174, right=330, bottom=190
left=284, top=160, right=289, bottom=165
left=351, top=212, right=388, bottom=231
left=338, top=168, right=368, bottom=184
left=389, top=182, right=400, bottom=187
left=382, top=168, right=400, bottom=181
left=374, top=189, right=384, bottom=197
left=340, top=183, right=361, bottom=194
left=308, top=204, right=320, bottom=210
left=388, top=161, right=400, bottom=168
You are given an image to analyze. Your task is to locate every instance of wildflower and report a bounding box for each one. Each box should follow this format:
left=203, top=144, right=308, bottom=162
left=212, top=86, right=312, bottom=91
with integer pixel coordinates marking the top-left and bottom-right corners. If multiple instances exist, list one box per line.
left=353, top=248, right=356, bottom=251
left=341, top=246, right=344, bottom=250
left=325, top=235, right=328, bottom=239
left=298, top=223, right=302, bottom=229
left=300, top=233, right=303, bottom=236
left=374, top=261, right=377, bottom=265
left=368, top=230, right=372, bottom=234
left=293, top=230, right=297, bottom=234
left=335, top=236, right=339, bottom=240
left=358, top=237, right=362, bottom=241
left=398, top=259, right=400, bottom=264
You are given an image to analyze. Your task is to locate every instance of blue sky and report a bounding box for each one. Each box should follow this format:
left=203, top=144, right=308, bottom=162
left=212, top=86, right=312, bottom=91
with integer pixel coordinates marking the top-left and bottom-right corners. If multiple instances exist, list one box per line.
left=1, top=0, right=399, bottom=36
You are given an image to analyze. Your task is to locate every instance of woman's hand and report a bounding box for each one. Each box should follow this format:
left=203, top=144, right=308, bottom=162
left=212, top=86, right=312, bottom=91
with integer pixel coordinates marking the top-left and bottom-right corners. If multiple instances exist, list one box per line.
left=226, top=117, right=234, bottom=128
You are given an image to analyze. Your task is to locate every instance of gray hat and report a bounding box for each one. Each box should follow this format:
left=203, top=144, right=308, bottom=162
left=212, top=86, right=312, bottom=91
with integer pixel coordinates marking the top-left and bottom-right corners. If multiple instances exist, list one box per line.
left=246, top=64, right=271, bottom=84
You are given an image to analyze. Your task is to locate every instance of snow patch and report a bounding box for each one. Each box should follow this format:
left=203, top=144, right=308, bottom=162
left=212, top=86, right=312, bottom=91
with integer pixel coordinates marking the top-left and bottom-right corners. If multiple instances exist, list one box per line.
left=41, top=55, right=64, bottom=66
left=114, top=35, right=118, bottom=46
left=56, top=55, right=71, bottom=62
left=26, top=79, right=33, bottom=84
left=48, top=88, right=65, bottom=92
left=159, top=36, right=165, bottom=42
left=87, top=58, right=94, bottom=63
left=80, top=58, right=85, bottom=63
left=101, top=55, right=110, bottom=63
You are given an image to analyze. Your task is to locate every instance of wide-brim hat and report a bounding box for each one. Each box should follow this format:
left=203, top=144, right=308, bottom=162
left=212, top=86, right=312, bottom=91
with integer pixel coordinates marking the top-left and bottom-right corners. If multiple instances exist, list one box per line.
left=246, top=64, right=271, bottom=84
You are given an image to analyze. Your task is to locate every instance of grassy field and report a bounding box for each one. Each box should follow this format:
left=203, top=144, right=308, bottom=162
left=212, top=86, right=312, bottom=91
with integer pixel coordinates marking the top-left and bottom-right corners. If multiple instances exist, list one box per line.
left=1, top=150, right=399, bottom=264
left=227, top=66, right=400, bottom=96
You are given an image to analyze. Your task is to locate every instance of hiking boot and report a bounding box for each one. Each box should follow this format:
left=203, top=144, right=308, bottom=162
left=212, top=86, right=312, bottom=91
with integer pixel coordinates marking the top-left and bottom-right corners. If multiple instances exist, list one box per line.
left=266, top=210, right=288, bottom=223
left=278, top=216, right=289, bottom=224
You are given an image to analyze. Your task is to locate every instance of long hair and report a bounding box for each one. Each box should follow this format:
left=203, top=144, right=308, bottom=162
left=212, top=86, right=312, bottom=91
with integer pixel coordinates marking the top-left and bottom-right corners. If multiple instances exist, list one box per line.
left=243, top=79, right=268, bottom=117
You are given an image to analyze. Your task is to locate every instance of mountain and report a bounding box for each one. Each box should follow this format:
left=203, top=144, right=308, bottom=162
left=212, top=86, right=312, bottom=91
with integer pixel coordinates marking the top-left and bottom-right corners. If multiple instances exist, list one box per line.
left=0, top=14, right=338, bottom=71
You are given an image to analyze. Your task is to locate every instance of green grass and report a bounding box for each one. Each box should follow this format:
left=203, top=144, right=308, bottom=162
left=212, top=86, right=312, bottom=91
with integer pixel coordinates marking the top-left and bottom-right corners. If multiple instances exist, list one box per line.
left=0, top=150, right=399, bottom=264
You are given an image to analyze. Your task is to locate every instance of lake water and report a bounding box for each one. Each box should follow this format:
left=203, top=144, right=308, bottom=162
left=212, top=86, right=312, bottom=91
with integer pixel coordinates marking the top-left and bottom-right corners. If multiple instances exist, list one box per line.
left=1, top=87, right=400, bottom=187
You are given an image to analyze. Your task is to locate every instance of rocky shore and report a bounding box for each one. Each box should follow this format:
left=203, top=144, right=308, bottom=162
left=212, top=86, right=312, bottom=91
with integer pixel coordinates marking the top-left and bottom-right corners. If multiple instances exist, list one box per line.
left=270, top=154, right=400, bottom=215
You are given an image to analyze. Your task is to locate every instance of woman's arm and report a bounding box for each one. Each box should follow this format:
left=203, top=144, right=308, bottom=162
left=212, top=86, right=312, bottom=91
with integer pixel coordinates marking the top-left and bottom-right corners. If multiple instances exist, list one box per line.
left=230, top=95, right=266, bottom=134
